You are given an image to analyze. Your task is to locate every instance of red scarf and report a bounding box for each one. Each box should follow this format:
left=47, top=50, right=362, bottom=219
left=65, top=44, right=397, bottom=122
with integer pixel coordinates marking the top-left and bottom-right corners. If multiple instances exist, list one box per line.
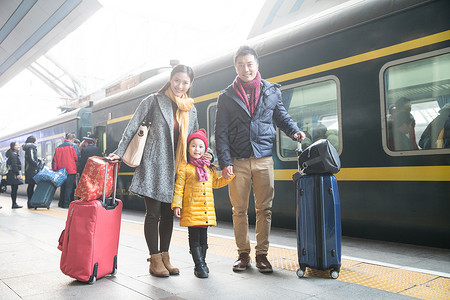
left=233, top=71, right=261, bottom=116
left=189, top=157, right=210, bottom=182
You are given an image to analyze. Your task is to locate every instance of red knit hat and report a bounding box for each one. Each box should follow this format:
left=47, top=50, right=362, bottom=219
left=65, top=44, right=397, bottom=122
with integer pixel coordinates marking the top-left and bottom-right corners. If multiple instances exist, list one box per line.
left=187, top=129, right=208, bottom=149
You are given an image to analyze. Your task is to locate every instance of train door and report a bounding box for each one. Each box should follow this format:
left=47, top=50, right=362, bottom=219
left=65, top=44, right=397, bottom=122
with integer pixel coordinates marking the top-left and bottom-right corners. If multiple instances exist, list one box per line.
left=95, top=126, right=106, bottom=156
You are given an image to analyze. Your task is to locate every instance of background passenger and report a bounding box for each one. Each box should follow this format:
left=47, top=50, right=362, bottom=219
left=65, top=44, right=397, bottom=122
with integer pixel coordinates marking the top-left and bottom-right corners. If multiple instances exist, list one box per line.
left=52, top=133, right=79, bottom=208
left=392, top=111, right=413, bottom=151
left=78, top=133, right=102, bottom=174
left=419, top=103, right=450, bottom=149
left=393, top=97, right=418, bottom=149
left=6, top=142, right=23, bottom=209
left=22, top=135, right=43, bottom=208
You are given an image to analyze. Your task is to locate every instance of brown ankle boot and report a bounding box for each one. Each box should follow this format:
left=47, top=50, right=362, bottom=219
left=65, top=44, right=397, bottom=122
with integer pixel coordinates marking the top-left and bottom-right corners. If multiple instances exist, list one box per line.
left=147, top=253, right=169, bottom=277
left=161, top=252, right=180, bottom=275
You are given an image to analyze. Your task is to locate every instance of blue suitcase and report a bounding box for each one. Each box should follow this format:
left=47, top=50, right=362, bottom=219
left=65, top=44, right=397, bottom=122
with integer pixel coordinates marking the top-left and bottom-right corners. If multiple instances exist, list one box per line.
left=30, top=180, right=56, bottom=209
left=293, top=173, right=342, bottom=279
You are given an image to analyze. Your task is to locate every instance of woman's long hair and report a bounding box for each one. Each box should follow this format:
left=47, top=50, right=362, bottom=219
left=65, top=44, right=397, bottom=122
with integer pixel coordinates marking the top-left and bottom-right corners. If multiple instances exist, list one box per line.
left=159, top=64, right=195, bottom=96
left=25, top=135, right=36, bottom=143
left=10, top=142, right=18, bottom=151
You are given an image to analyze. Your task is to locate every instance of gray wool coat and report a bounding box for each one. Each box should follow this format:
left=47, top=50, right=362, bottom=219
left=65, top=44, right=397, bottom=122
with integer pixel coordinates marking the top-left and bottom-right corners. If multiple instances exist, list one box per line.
left=115, top=93, right=199, bottom=203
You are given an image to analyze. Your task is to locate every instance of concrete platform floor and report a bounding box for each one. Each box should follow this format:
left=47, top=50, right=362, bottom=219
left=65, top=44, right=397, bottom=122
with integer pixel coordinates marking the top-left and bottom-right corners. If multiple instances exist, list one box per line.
left=0, top=195, right=449, bottom=300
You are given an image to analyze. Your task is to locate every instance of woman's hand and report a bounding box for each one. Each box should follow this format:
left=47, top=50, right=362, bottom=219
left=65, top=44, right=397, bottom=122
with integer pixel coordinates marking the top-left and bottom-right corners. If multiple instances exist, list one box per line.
left=173, top=207, right=181, bottom=218
left=108, top=153, right=120, bottom=161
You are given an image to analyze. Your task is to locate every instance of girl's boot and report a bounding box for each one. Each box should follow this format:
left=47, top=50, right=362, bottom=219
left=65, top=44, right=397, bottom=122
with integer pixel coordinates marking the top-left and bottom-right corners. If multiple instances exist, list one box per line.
left=161, top=251, right=180, bottom=275
left=190, top=247, right=208, bottom=278
left=147, top=253, right=169, bottom=277
left=201, top=244, right=209, bottom=273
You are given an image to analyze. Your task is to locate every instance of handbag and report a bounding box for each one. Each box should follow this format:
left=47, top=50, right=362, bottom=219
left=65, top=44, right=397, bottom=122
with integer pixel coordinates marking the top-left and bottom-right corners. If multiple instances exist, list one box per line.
left=0, top=160, right=8, bottom=176
left=122, top=100, right=154, bottom=167
left=298, top=139, right=341, bottom=174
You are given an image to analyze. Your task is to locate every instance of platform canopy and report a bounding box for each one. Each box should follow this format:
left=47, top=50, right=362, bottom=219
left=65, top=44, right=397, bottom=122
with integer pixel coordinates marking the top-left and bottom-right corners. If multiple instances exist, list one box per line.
left=0, top=0, right=101, bottom=88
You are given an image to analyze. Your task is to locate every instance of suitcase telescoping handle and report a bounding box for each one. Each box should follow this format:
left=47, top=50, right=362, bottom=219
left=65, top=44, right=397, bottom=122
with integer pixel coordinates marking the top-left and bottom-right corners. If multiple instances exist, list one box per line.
left=296, top=136, right=303, bottom=173
left=102, top=157, right=120, bottom=204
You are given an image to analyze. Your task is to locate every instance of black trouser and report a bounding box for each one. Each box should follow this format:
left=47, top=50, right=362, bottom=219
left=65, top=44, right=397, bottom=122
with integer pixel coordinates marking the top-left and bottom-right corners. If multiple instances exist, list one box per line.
left=144, top=197, right=174, bottom=255
left=59, top=174, right=76, bottom=208
left=27, top=179, right=36, bottom=201
left=11, top=184, right=18, bottom=204
left=188, top=226, right=208, bottom=248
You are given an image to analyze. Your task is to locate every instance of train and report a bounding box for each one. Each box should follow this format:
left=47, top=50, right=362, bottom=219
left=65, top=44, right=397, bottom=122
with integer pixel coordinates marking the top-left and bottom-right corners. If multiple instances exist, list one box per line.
left=1, top=0, right=449, bottom=248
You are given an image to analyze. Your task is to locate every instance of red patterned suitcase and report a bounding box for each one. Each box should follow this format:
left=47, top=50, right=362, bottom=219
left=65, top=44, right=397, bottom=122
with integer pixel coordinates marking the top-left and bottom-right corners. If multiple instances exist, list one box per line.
left=75, top=156, right=114, bottom=201
left=58, top=158, right=122, bottom=283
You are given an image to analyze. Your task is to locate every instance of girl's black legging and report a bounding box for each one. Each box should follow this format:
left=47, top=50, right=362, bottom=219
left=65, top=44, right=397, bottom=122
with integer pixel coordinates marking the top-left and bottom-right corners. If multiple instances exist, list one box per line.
left=188, top=226, right=208, bottom=248
left=144, top=197, right=173, bottom=255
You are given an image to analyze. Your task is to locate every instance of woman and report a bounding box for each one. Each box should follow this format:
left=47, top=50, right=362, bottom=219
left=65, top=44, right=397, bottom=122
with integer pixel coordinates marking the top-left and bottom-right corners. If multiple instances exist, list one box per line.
left=22, top=135, right=42, bottom=208
left=6, top=142, right=23, bottom=209
left=109, top=64, right=208, bottom=277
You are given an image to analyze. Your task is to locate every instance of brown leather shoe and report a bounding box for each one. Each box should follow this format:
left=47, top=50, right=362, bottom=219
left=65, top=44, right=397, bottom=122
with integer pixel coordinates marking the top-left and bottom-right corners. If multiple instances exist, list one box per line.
left=255, top=254, right=273, bottom=273
left=232, top=252, right=250, bottom=271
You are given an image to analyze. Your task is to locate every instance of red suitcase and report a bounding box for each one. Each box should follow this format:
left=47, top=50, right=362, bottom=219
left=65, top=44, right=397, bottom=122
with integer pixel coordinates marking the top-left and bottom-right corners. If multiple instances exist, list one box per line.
left=58, top=158, right=122, bottom=283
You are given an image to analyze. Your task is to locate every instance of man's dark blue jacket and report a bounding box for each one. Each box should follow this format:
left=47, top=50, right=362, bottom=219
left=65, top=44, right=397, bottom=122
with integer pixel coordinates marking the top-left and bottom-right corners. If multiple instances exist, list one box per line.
left=215, top=79, right=300, bottom=169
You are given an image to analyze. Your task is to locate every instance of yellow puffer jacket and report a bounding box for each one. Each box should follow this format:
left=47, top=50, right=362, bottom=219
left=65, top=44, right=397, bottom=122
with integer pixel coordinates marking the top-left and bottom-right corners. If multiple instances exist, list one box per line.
left=172, top=163, right=234, bottom=227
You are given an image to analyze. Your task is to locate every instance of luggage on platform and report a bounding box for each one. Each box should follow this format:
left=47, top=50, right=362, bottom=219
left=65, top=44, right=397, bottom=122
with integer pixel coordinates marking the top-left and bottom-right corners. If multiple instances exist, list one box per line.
left=293, top=174, right=342, bottom=279
left=75, top=156, right=115, bottom=201
left=298, top=139, right=340, bottom=174
left=58, top=158, right=122, bottom=283
left=29, top=180, right=57, bottom=209
left=293, top=137, right=342, bottom=279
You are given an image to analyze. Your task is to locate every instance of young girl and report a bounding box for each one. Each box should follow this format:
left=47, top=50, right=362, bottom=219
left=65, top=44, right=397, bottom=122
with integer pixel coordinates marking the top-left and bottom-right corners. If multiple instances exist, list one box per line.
left=172, top=129, right=234, bottom=278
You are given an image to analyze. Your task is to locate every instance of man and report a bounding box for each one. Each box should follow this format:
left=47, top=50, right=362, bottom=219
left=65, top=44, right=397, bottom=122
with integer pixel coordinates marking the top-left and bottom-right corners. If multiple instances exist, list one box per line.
left=215, top=45, right=304, bottom=273
left=78, top=133, right=102, bottom=174
left=53, top=133, right=80, bottom=208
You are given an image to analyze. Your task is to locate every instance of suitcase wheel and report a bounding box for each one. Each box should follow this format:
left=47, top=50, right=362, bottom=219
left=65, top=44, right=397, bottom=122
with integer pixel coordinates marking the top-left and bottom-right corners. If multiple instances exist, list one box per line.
left=330, top=269, right=339, bottom=279
left=296, top=268, right=305, bottom=278
left=88, top=276, right=96, bottom=284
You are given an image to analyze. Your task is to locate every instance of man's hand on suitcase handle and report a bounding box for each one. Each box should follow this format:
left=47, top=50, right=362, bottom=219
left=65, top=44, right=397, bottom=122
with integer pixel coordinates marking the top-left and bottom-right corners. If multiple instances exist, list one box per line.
left=293, top=131, right=305, bottom=142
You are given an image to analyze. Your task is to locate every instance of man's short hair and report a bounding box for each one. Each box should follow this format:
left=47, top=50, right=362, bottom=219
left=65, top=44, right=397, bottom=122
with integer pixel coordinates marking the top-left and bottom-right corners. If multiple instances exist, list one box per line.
left=65, top=133, right=76, bottom=140
left=234, top=45, right=259, bottom=64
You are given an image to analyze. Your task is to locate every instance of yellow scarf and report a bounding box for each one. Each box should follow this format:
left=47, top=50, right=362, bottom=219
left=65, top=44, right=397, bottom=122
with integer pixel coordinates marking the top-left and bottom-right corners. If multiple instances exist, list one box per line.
left=165, top=88, right=194, bottom=171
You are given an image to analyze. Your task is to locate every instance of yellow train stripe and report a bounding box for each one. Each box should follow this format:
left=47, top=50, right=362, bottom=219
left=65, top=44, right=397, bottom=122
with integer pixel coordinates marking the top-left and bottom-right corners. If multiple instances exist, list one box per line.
left=195, top=91, right=221, bottom=103
left=193, top=30, right=450, bottom=103
left=276, top=166, right=450, bottom=181
left=119, top=166, right=450, bottom=182
left=107, top=114, right=134, bottom=125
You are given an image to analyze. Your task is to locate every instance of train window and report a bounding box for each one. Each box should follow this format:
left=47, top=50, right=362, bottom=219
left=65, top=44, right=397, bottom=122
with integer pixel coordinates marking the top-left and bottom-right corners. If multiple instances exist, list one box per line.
left=45, top=142, right=53, bottom=168
left=36, top=143, right=42, bottom=159
left=277, top=77, right=341, bottom=161
left=382, top=50, right=450, bottom=154
left=55, top=139, right=63, bottom=148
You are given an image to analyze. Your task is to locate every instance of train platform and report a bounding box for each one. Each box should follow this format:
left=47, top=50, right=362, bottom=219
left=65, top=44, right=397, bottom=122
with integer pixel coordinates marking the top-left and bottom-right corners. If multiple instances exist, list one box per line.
left=0, top=194, right=449, bottom=300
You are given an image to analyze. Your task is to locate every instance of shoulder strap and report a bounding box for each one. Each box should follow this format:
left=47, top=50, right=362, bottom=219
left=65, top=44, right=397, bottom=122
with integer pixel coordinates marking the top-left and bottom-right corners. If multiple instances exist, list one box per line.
left=143, top=94, right=157, bottom=126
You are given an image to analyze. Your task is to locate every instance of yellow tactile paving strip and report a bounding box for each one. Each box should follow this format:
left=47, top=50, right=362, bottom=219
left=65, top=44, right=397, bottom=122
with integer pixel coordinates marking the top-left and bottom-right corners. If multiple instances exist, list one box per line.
left=32, top=208, right=450, bottom=300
